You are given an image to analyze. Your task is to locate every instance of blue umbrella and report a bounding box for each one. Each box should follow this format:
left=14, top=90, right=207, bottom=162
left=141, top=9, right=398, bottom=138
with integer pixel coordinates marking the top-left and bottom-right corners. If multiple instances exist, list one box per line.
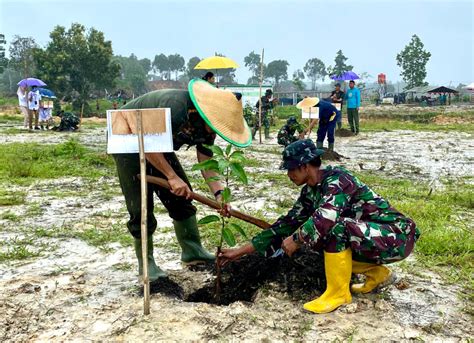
left=17, top=77, right=47, bottom=87
left=330, top=71, right=360, bottom=81
left=38, top=88, right=56, bottom=98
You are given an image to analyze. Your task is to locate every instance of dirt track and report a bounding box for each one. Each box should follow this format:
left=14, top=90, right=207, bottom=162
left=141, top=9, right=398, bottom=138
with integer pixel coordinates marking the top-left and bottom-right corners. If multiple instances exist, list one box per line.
left=0, top=122, right=473, bottom=341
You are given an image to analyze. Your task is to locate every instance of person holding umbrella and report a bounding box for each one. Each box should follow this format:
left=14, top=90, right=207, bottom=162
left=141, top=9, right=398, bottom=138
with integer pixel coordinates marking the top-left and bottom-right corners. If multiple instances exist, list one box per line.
left=17, top=78, right=47, bottom=130
left=28, top=86, right=42, bottom=130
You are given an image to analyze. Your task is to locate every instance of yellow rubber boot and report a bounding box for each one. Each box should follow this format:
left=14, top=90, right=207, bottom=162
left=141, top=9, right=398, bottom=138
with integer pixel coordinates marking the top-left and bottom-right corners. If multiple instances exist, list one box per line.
left=303, top=248, right=352, bottom=314
left=351, top=261, right=391, bottom=293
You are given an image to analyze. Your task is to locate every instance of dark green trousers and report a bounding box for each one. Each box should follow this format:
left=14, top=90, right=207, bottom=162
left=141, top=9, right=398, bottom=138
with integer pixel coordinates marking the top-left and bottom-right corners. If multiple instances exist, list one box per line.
left=113, top=153, right=197, bottom=239
left=347, top=108, right=359, bottom=133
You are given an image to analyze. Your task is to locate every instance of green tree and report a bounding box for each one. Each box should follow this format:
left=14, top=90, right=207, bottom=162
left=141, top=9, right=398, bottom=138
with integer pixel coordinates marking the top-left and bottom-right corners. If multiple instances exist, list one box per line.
left=34, top=23, right=119, bottom=113
left=114, top=54, right=148, bottom=95
left=9, top=35, right=38, bottom=78
left=303, top=58, right=327, bottom=90
left=244, top=51, right=262, bottom=82
left=327, top=50, right=353, bottom=78
left=396, top=34, right=431, bottom=89
left=265, top=60, right=289, bottom=88
left=168, top=53, right=185, bottom=81
left=292, top=69, right=305, bottom=91
left=0, top=34, right=7, bottom=74
left=152, top=53, right=169, bottom=79
left=138, top=58, right=152, bottom=75
left=186, top=56, right=203, bottom=79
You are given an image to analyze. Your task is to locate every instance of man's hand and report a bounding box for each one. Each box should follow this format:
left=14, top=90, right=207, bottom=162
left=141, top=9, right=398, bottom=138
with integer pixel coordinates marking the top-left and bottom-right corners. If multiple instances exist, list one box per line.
left=282, top=235, right=300, bottom=257
left=168, top=175, right=192, bottom=198
left=218, top=243, right=256, bottom=267
left=216, top=194, right=232, bottom=218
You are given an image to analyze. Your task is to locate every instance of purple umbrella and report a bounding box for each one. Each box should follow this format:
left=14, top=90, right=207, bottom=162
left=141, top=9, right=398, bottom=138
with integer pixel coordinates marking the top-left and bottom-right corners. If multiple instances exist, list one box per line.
left=330, top=71, right=360, bottom=81
left=17, top=78, right=47, bottom=87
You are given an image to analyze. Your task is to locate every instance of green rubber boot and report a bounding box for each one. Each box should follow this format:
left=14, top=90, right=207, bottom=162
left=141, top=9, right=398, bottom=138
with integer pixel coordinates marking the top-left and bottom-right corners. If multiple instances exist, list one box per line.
left=264, top=127, right=270, bottom=139
left=173, top=215, right=215, bottom=264
left=328, top=143, right=334, bottom=151
left=134, top=237, right=167, bottom=282
left=316, top=141, right=324, bottom=149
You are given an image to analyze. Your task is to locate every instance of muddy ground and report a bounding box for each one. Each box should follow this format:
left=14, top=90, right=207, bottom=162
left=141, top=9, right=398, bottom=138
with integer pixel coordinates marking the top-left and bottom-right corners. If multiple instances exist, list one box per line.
left=0, top=118, right=473, bottom=341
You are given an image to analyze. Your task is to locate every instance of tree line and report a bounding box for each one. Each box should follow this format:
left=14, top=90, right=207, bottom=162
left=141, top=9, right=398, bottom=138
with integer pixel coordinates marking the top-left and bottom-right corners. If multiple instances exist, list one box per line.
left=0, top=23, right=432, bottom=112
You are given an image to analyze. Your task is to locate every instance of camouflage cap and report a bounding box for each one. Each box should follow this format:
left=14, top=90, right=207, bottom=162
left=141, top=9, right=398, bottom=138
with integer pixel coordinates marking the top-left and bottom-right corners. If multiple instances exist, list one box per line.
left=287, top=116, right=297, bottom=125
left=280, top=139, right=325, bottom=170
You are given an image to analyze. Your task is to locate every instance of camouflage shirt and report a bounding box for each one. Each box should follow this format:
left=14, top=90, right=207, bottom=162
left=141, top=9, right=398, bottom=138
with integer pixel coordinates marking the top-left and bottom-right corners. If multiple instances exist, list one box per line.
left=277, top=123, right=304, bottom=147
left=252, top=166, right=419, bottom=256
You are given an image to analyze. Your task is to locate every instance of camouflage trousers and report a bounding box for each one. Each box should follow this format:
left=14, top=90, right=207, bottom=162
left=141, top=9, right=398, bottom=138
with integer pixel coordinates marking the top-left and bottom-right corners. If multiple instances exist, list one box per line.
left=308, top=216, right=419, bottom=264
left=253, top=113, right=270, bottom=130
left=277, top=134, right=298, bottom=147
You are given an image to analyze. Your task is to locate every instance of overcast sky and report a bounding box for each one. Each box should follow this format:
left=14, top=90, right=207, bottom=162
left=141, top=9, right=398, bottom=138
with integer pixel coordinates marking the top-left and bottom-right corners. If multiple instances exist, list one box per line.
left=1, top=0, right=473, bottom=86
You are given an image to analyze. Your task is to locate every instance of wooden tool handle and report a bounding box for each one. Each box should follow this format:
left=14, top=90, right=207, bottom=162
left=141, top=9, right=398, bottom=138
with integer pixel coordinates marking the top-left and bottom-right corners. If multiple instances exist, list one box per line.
left=142, top=175, right=271, bottom=230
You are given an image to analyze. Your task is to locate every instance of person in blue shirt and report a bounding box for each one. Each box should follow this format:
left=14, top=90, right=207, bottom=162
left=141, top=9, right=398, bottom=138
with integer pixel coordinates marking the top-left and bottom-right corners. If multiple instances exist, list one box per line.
left=345, top=80, right=361, bottom=134
left=297, top=97, right=340, bottom=151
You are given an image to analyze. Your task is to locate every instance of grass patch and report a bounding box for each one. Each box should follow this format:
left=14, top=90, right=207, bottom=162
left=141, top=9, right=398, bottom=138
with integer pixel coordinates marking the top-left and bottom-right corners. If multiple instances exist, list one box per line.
left=0, top=189, right=26, bottom=206
left=0, top=235, right=41, bottom=262
left=1, top=211, right=21, bottom=222
left=354, top=171, right=473, bottom=297
left=0, top=139, right=116, bottom=185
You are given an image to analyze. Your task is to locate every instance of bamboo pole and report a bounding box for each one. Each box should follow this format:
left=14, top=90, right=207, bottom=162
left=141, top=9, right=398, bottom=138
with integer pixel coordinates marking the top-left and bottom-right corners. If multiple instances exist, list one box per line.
left=136, top=110, right=150, bottom=315
left=142, top=175, right=271, bottom=229
left=79, top=102, right=84, bottom=129
left=258, top=48, right=265, bottom=144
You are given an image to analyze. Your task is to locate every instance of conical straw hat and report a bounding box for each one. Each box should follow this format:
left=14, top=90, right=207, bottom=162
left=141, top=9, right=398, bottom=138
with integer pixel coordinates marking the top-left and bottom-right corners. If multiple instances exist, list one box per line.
left=188, top=79, right=251, bottom=147
left=296, top=97, right=319, bottom=110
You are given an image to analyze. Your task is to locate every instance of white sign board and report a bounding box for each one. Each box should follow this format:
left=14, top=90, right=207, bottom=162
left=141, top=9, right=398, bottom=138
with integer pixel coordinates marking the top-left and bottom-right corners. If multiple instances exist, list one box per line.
left=106, top=108, right=173, bottom=154
left=334, top=103, right=342, bottom=111
left=301, top=107, right=319, bottom=120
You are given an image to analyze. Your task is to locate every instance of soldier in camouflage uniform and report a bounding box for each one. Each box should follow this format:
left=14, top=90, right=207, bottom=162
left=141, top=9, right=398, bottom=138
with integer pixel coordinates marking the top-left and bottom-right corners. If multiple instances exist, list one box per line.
left=252, top=89, right=274, bottom=139
left=220, top=139, right=420, bottom=314
left=277, top=116, right=305, bottom=147
left=52, top=111, right=80, bottom=131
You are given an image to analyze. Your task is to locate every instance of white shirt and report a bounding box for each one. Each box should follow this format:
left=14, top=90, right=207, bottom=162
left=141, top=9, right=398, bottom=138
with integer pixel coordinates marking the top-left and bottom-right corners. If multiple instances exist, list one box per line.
left=28, top=90, right=41, bottom=110
left=17, top=87, right=28, bottom=107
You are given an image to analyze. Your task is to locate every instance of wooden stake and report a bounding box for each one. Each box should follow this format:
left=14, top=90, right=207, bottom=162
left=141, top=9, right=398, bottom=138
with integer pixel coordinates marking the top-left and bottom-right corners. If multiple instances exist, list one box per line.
left=258, top=48, right=265, bottom=144
left=79, top=102, right=84, bottom=129
left=136, top=110, right=150, bottom=315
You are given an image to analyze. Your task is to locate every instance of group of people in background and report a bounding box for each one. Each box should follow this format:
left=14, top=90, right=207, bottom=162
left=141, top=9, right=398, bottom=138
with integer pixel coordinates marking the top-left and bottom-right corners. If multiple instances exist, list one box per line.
left=17, top=85, right=53, bottom=131
left=276, top=80, right=361, bottom=151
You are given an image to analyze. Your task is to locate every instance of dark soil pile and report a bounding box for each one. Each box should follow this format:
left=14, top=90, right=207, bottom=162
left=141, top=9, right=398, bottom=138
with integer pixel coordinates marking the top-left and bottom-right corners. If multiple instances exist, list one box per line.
left=186, top=249, right=325, bottom=305
left=335, top=128, right=354, bottom=137
left=321, top=149, right=346, bottom=161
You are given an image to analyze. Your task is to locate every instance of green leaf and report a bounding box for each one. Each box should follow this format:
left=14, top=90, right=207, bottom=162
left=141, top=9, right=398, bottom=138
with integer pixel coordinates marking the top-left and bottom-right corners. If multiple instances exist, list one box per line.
left=192, top=159, right=219, bottom=172
left=198, top=215, right=220, bottom=225
left=222, top=187, right=231, bottom=203
left=206, top=176, right=221, bottom=183
left=225, top=144, right=232, bottom=156
left=229, top=151, right=246, bottom=163
left=222, top=227, right=236, bottom=247
left=218, top=159, right=230, bottom=173
left=230, top=163, right=248, bottom=184
left=208, top=145, right=224, bottom=156
left=228, top=223, right=248, bottom=240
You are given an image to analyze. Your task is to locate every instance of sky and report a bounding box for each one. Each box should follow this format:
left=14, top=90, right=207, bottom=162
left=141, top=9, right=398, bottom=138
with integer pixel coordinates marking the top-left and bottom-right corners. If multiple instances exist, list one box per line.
left=1, top=0, right=473, bottom=86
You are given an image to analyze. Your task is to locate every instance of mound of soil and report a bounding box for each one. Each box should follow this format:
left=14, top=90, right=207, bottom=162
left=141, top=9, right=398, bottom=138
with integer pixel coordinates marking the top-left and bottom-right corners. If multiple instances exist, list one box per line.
left=186, top=249, right=326, bottom=305
left=335, top=128, right=355, bottom=137
left=321, top=148, right=347, bottom=161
